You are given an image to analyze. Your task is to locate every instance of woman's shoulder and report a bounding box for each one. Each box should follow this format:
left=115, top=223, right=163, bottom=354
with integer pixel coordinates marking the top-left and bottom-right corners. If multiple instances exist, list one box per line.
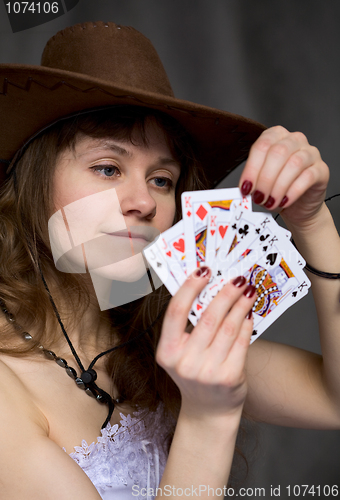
left=0, top=353, right=50, bottom=435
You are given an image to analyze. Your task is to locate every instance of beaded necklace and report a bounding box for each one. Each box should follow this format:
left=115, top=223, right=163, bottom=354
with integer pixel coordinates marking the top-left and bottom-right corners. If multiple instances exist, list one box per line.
left=0, top=281, right=168, bottom=429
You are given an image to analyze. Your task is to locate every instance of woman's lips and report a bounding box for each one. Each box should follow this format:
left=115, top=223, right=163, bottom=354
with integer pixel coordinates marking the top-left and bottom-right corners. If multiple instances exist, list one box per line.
left=105, top=232, right=150, bottom=257
left=107, top=227, right=159, bottom=243
left=109, top=233, right=148, bottom=242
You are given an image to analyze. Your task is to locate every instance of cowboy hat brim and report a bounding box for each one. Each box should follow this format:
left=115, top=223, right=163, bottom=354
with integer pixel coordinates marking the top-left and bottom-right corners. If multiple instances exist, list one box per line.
left=0, top=63, right=266, bottom=188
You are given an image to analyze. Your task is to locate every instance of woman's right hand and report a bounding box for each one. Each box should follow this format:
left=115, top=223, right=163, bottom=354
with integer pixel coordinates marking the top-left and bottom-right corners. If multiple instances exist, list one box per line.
left=156, top=268, right=256, bottom=421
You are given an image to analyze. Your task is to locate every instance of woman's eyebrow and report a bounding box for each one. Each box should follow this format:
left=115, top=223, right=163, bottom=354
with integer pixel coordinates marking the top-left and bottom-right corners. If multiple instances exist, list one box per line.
left=158, top=157, right=181, bottom=169
left=77, top=140, right=181, bottom=170
left=78, top=140, right=132, bottom=158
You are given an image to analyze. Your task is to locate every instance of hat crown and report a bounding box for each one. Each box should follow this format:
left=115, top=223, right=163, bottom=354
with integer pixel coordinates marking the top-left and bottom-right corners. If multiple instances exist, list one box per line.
left=41, top=21, right=174, bottom=97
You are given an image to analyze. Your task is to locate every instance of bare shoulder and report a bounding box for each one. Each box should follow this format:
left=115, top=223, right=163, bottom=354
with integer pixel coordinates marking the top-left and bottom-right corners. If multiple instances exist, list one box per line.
left=0, top=353, right=49, bottom=434
left=0, top=354, right=102, bottom=499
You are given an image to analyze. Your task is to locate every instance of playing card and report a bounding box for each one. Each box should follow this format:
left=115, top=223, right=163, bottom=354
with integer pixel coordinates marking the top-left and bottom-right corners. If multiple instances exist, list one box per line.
left=189, top=214, right=308, bottom=328
left=206, top=196, right=251, bottom=267
left=223, top=230, right=311, bottom=342
left=155, top=220, right=188, bottom=283
left=181, top=188, right=250, bottom=274
left=143, top=239, right=181, bottom=296
left=215, top=209, right=284, bottom=275
left=143, top=187, right=311, bottom=343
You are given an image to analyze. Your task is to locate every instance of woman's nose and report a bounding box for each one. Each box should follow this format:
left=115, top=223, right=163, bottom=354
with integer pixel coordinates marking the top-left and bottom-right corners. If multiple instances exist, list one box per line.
left=117, top=179, right=157, bottom=219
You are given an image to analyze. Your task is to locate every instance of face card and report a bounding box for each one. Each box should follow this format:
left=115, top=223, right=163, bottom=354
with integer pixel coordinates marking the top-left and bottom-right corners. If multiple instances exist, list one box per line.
left=213, top=209, right=276, bottom=277
left=181, top=188, right=249, bottom=275
left=226, top=233, right=311, bottom=342
left=205, top=196, right=251, bottom=267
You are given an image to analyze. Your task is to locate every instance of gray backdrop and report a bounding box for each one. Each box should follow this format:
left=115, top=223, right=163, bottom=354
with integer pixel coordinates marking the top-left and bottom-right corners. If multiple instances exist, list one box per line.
left=1, top=1, right=339, bottom=497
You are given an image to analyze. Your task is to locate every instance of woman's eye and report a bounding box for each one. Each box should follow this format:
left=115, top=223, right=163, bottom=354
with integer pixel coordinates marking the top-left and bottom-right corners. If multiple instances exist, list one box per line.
left=153, top=177, right=174, bottom=190
left=91, top=166, right=174, bottom=190
left=91, top=165, right=119, bottom=178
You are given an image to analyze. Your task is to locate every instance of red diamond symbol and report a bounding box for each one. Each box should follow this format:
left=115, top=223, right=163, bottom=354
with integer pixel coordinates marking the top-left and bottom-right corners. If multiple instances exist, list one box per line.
left=186, top=210, right=191, bottom=217
left=196, top=205, right=208, bottom=221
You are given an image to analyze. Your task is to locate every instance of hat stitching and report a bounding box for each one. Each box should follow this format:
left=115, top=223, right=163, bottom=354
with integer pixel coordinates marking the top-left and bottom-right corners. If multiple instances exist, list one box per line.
left=43, top=23, right=160, bottom=54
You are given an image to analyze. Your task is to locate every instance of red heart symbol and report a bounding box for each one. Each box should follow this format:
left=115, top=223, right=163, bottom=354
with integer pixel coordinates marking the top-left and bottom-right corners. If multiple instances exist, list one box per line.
left=173, top=238, right=185, bottom=253
left=210, top=229, right=215, bottom=235
left=166, top=251, right=171, bottom=257
left=196, top=304, right=202, bottom=311
left=219, top=225, right=228, bottom=238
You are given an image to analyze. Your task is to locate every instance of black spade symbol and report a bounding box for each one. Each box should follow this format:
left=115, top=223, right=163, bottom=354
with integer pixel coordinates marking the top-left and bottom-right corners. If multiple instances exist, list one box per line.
left=266, top=253, right=277, bottom=266
left=292, top=291, right=297, bottom=297
left=260, top=233, right=269, bottom=242
left=252, top=330, right=258, bottom=336
left=157, top=261, right=162, bottom=267
left=263, top=246, right=268, bottom=252
left=190, top=310, right=196, bottom=316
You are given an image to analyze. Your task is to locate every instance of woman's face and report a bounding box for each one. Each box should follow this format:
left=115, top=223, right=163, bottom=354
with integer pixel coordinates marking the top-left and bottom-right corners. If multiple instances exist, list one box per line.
left=50, top=120, right=181, bottom=283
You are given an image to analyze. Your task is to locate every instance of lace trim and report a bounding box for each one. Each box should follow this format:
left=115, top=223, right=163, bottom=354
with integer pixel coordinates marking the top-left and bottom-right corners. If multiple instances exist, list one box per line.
left=62, top=405, right=173, bottom=498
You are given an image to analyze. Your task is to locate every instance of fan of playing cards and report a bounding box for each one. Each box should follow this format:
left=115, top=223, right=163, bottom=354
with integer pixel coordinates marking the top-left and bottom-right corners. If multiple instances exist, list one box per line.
left=143, top=188, right=311, bottom=343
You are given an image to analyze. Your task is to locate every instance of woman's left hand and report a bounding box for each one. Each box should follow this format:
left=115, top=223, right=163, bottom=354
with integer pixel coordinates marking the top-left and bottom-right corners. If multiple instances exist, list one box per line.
left=239, top=126, right=330, bottom=227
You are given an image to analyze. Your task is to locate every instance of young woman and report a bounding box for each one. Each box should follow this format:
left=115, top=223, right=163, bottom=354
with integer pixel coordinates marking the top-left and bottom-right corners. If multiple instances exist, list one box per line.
left=0, top=21, right=339, bottom=500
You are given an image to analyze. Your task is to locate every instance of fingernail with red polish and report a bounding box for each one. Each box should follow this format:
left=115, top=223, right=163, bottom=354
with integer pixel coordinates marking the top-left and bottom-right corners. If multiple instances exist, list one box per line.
left=264, top=196, right=275, bottom=209
left=252, top=190, right=265, bottom=205
left=195, top=266, right=210, bottom=278
left=245, top=309, right=253, bottom=320
left=243, top=285, right=256, bottom=298
left=279, top=196, right=288, bottom=208
left=232, top=275, right=246, bottom=287
left=241, top=180, right=252, bottom=196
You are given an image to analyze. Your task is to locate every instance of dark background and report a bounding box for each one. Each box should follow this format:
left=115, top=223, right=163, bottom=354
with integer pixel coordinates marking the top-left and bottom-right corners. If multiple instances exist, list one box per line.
left=1, top=1, right=339, bottom=497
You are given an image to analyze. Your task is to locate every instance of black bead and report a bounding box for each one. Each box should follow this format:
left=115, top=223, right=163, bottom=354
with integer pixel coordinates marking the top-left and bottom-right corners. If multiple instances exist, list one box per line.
left=6, top=312, right=15, bottom=322
left=43, top=350, right=56, bottom=360
left=65, top=366, right=77, bottom=379
left=80, top=369, right=97, bottom=384
left=55, top=357, right=67, bottom=368
left=85, top=387, right=97, bottom=398
left=75, top=378, right=86, bottom=390
left=23, top=332, right=32, bottom=340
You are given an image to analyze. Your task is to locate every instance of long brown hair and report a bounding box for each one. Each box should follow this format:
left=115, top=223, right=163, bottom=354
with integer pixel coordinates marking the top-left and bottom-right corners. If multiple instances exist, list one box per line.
left=0, top=106, right=253, bottom=482
left=0, top=106, right=208, bottom=418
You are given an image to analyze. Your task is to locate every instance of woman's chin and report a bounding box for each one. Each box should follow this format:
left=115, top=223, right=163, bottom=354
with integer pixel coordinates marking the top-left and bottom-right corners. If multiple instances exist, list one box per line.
left=90, top=253, right=148, bottom=282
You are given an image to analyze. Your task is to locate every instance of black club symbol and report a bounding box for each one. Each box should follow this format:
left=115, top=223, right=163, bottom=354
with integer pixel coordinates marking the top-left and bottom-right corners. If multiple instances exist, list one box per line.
left=239, top=224, right=249, bottom=238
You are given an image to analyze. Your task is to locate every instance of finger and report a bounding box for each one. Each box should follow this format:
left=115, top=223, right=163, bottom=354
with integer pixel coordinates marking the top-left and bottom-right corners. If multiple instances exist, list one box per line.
left=207, top=284, right=256, bottom=364
left=222, top=314, right=254, bottom=377
left=187, top=276, right=249, bottom=352
left=266, top=148, right=321, bottom=209
left=239, top=126, right=289, bottom=197
left=277, top=162, right=329, bottom=209
left=158, top=266, right=212, bottom=356
left=250, top=133, right=312, bottom=208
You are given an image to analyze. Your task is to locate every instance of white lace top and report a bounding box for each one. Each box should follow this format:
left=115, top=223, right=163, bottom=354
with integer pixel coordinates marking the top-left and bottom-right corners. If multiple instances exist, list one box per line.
left=63, top=405, right=174, bottom=500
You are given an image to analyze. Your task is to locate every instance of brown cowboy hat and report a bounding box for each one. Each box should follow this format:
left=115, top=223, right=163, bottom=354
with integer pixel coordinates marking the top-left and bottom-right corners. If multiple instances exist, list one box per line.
left=0, top=21, right=266, bottom=188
